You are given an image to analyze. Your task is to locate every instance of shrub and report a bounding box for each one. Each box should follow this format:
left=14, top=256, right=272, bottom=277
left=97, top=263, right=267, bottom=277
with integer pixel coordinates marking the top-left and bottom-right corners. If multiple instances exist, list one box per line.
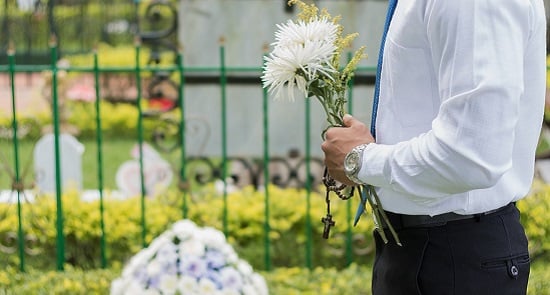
left=2, top=182, right=550, bottom=272
left=0, top=99, right=181, bottom=142
left=0, top=185, right=375, bottom=271
left=518, top=180, right=550, bottom=260
left=0, top=261, right=549, bottom=294
left=0, top=183, right=550, bottom=293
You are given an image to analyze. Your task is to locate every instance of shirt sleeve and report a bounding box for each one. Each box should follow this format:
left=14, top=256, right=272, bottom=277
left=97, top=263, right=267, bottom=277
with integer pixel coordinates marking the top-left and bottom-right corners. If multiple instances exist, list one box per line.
left=358, top=0, right=534, bottom=199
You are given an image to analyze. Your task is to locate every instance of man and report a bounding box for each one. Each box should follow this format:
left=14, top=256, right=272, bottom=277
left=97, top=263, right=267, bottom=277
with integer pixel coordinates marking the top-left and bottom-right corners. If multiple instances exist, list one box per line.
left=321, top=0, right=546, bottom=294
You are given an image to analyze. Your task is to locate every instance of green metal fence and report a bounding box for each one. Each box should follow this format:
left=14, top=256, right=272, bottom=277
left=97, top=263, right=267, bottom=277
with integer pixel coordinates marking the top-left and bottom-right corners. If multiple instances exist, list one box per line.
left=0, top=0, right=137, bottom=65
left=0, top=40, right=378, bottom=273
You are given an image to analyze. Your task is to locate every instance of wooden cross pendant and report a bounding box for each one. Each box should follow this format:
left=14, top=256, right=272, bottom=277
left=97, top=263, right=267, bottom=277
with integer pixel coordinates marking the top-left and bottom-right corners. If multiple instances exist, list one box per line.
left=322, top=214, right=336, bottom=239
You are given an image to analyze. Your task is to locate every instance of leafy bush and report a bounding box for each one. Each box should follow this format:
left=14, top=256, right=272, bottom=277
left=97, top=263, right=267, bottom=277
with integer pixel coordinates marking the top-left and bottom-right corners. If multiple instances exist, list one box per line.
left=1, top=261, right=549, bottom=294
left=0, top=185, right=375, bottom=271
left=518, top=180, right=550, bottom=260
left=0, top=183, right=550, bottom=293
left=2, top=181, right=550, bottom=272
left=0, top=265, right=115, bottom=295
left=0, top=100, right=180, bottom=141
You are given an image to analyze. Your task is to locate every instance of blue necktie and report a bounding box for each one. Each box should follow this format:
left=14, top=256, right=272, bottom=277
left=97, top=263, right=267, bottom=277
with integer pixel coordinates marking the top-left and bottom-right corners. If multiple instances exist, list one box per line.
left=370, top=0, right=398, bottom=138
left=354, top=0, right=398, bottom=226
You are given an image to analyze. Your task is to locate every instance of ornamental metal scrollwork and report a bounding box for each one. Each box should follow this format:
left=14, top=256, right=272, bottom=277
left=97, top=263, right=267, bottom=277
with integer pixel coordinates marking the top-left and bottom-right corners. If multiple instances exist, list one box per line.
left=0, top=232, right=43, bottom=256
left=136, top=1, right=327, bottom=192
left=139, top=0, right=180, bottom=114
left=180, top=154, right=325, bottom=191
left=0, top=193, right=44, bottom=256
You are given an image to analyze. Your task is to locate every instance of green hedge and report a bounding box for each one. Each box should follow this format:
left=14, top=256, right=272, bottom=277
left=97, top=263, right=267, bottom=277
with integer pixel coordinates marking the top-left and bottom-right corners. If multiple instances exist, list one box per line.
left=1, top=262, right=549, bottom=294
left=1, top=182, right=550, bottom=271
left=0, top=100, right=178, bottom=141
left=0, top=183, right=549, bottom=293
left=0, top=185, right=375, bottom=271
left=518, top=181, right=550, bottom=259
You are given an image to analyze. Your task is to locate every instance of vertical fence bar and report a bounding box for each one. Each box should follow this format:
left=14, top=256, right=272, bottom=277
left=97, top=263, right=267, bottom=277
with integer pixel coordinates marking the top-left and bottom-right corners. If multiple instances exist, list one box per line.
left=93, top=48, right=107, bottom=268
left=176, top=49, right=188, bottom=219
left=50, top=38, right=65, bottom=271
left=8, top=45, right=25, bottom=272
left=219, top=38, right=228, bottom=236
left=134, top=39, right=147, bottom=247
left=345, top=51, right=355, bottom=266
left=261, top=46, right=272, bottom=271
left=305, top=98, right=312, bottom=269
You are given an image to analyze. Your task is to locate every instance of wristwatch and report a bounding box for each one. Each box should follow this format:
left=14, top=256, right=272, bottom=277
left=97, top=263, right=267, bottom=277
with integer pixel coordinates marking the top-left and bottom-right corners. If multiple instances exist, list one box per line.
left=344, top=143, right=370, bottom=185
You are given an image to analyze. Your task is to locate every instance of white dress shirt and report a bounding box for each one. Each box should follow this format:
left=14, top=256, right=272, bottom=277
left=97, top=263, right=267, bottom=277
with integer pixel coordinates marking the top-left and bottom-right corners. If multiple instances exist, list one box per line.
left=357, top=0, right=547, bottom=215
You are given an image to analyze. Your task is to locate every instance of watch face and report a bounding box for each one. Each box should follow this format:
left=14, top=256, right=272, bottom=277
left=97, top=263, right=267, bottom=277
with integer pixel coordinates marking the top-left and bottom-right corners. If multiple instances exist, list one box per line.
left=344, top=151, right=359, bottom=173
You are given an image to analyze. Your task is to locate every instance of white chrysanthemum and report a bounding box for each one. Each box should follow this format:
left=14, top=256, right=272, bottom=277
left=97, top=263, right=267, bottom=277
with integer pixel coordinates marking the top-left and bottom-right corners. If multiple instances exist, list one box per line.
left=242, top=284, right=259, bottom=295
left=179, top=239, right=205, bottom=257
left=273, top=18, right=338, bottom=49
left=143, top=289, right=161, bottom=295
left=156, top=242, right=178, bottom=262
left=179, top=255, right=208, bottom=278
left=221, top=288, right=241, bottom=295
left=220, top=267, right=244, bottom=290
left=251, top=273, right=269, bottom=295
left=262, top=39, right=337, bottom=101
left=146, top=258, right=163, bottom=277
left=122, top=257, right=145, bottom=278
left=177, top=276, right=199, bottom=294
left=109, top=278, right=126, bottom=295
left=147, top=234, right=173, bottom=254
left=198, top=278, right=219, bottom=295
left=220, top=244, right=238, bottom=264
left=125, top=281, right=148, bottom=295
left=200, top=227, right=227, bottom=250
left=262, top=17, right=339, bottom=101
left=172, top=219, right=199, bottom=240
left=236, top=260, right=253, bottom=277
left=111, top=219, right=269, bottom=294
left=159, top=274, right=179, bottom=294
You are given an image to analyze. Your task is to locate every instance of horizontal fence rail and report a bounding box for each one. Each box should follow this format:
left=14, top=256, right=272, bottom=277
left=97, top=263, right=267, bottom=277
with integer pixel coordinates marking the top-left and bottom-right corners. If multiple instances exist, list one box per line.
left=0, top=41, right=380, bottom=273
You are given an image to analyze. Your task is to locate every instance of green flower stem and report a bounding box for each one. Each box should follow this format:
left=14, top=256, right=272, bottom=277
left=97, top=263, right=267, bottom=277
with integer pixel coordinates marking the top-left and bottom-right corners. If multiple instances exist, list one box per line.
left=311, top=82, right=402, bottom=246
left=364, top=185, right=402, bottom=246
left=317, top=98, right=401, bottom=245
left=316, top=96, right=340, bottom=127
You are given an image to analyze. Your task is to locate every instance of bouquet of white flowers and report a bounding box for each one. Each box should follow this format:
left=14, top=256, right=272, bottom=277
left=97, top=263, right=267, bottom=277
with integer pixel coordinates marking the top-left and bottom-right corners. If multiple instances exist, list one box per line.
left=110, top=220, right=269, bottom=295
left=262, top=0, right=364, bottom=128
left=262, top=0, right=400, bottom=245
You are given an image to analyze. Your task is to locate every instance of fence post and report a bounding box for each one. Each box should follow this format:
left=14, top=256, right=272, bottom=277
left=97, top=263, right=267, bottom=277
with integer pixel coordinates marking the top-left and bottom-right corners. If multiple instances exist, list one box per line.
left=8, top=44, right=26, bottom=273
left=219, top=38, right=229, bottom=236
left=93, top=48, right=108, bottom=268
left=262, top=46, right=272, bottom=271
left=134, top=38, right=148, bottom=248
left=50, top=37, right=65, bottom=271
left=176, top=49, right=189, bottom=219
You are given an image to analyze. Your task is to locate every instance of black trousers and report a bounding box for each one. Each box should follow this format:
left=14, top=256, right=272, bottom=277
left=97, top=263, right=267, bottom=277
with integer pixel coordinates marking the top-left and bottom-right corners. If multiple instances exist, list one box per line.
left=372, top=203, right=530, bottom=295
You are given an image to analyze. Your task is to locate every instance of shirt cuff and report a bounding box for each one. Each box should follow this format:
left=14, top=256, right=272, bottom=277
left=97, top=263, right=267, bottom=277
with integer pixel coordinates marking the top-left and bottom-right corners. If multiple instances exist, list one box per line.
left=356, top=143, right=393, bottom=187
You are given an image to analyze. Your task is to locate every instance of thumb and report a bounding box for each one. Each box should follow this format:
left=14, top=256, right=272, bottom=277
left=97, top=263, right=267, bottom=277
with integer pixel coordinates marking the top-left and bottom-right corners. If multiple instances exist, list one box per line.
left=343, top=114, right=356, bottom=127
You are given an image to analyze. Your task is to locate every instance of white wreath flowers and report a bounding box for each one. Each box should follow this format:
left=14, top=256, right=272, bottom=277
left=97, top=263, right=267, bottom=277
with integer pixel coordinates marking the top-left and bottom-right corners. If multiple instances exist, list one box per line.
left=110, top=220, right=269, bottom=295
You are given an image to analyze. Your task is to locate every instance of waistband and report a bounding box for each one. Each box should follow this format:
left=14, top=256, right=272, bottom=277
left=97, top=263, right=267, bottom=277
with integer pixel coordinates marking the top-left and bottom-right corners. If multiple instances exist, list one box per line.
left=381, top=202, right=516, bottom=230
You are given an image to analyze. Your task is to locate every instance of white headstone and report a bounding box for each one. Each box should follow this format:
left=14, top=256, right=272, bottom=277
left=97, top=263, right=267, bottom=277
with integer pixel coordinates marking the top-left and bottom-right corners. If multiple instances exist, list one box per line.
left=115, top=143, right=173, bottom=197
left=34, top=133, right=85, bottom=193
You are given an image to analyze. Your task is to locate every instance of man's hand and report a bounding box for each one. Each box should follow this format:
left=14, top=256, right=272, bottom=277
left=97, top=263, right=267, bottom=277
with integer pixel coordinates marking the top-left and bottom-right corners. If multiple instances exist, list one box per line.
left=321, top=114, right=375, bottom=185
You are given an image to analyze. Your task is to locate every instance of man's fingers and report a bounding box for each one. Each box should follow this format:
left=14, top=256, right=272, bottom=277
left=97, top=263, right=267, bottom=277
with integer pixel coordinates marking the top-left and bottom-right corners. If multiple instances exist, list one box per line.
left=324, top=114, right=358, bottom=140
left=343, top=114, right=356, bottom=127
